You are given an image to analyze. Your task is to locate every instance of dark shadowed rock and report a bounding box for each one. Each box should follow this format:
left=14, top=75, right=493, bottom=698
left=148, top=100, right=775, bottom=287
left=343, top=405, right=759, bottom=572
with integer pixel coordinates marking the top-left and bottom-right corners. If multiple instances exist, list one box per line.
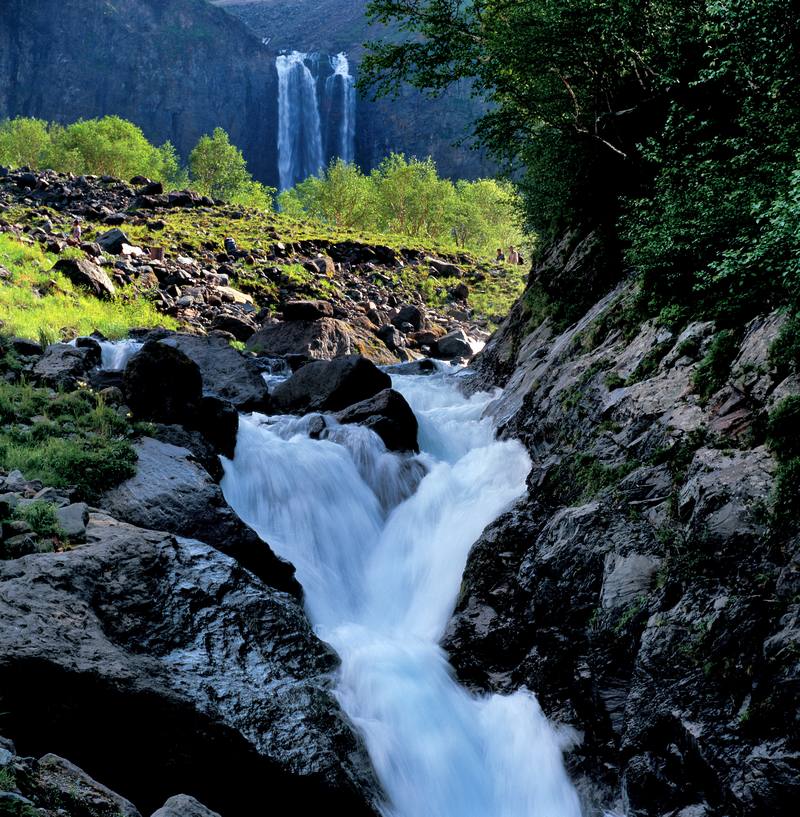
left=272, top=356, right=391, bottom=414
left=151, top=794, right=220, bottom=817
left=391, top=305, right=425, bottom=332
left=435, top=328, right=475, bottom=359
left=124, top=341, right=202, bottom=425
left=283, top=300, right=335, bottom=321
left=100, top=437, right=298, bottom=596
left=0, top=514, right=381, bottom=817
left=9, top=337, right=43, bottom=357
left=384, top=359, right=438, bottom=376
left=426, top=256, right=463, bottom=278
left=32, top=343, right=100, bottom=389
left=210, top=314, right=256, bottom=341
left=335, top=389, right=419, bottom=452
left=96, top=227, right=131, bottom=255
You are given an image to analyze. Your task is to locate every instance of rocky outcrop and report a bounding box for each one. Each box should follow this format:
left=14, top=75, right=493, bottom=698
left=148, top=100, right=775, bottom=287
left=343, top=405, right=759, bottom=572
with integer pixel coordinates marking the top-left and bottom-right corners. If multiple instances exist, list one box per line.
left=31, top=342, right=99, bottom=389
left=0, top=513, right=381, bottom=817
left=447, top=268, right=800, bottom=816
left=100, top=437, right=299, bottom=596
left=53, top=257, right=116, bottom=299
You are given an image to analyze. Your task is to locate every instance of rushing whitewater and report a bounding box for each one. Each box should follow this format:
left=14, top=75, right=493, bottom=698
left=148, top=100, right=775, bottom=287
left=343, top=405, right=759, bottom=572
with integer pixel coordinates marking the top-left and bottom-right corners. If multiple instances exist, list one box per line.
left=222, top=368, right=581, bottom=816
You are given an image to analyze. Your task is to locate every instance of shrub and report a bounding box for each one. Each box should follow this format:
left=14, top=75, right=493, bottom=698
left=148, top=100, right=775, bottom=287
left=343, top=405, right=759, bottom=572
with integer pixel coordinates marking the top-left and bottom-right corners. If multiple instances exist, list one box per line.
left=692, top=330, right=739, bottom=401
left=766, top=396, right=800, bottom=460
left=13, top=501, right=63, bottom=538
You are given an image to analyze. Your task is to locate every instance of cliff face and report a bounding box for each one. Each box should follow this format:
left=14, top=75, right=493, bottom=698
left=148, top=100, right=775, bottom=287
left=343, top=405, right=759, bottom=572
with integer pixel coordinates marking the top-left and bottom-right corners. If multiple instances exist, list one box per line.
left=447, top=234, right=800, bottom=816
left=0, top=0, right=279, bottom=182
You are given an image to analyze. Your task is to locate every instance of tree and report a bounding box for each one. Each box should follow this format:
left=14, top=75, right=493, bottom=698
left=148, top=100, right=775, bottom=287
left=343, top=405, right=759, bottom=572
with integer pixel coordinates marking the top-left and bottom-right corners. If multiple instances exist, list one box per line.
left=0, top=118, right=53, bottom=169
left=189, top=128, right=252, bottom=201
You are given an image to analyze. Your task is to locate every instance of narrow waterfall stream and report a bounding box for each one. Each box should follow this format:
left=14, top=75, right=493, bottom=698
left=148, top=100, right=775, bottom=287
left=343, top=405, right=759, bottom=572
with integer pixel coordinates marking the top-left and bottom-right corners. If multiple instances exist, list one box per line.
left=221, top=368, right=582, bottom=816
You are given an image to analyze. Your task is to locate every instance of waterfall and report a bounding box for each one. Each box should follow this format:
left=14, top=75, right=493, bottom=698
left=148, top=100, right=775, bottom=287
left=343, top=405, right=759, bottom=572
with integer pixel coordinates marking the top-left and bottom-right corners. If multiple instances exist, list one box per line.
left=326, top=52, right=356, bottom=165
left=276, top=50, right=358, bottom=190
left=222, top=368, right=582, bottom=816
left=276, top=51, right=325, bottom=191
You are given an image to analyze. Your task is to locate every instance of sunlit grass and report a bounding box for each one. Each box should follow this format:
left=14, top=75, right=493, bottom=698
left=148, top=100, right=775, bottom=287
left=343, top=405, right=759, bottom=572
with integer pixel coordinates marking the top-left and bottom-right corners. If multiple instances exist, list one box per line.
left=0, top=234, right=175, bottom=344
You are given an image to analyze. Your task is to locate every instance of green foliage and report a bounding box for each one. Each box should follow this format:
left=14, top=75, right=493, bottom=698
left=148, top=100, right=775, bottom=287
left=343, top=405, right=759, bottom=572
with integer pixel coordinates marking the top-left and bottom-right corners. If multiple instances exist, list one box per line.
left=542, top=452, right=637, bottom=505
left=13, top=501, right=63, bottom=538
left=691, top=330, right=739, bottom=401
left=769, top=313, right=800, bottom=376
left=189, top=127, right=275, bottom=207
left=279, top=154, right=526, bottom=259
left=0, top=117, right=53, bottom=168
left=0, top=380, right=137, bottom=501
left=0, top=767, right=16, bottom=791
left=0, top=234, right=174, bottom=343
left=766, top=396, right=800, bottom=460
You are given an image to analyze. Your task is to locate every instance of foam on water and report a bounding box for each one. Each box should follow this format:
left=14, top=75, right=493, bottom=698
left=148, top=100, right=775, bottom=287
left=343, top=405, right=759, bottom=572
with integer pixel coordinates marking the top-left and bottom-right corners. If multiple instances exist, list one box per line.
left=221, top=367, right=582, bottom=816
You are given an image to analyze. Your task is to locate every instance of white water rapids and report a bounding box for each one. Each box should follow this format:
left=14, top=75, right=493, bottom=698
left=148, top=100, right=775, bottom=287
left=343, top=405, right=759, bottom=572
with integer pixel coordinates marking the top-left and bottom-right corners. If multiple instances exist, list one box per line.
left=221, top=367, right=582, bottom=816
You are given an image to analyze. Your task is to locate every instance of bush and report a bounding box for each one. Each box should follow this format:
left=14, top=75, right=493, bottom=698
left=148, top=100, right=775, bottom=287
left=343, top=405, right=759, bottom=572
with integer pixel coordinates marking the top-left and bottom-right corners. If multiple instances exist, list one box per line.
left=692, top=330, right=739, bottom=402
left=766, top=396, right=800, bottom=460
left=13, top=501, right=63, bottom=538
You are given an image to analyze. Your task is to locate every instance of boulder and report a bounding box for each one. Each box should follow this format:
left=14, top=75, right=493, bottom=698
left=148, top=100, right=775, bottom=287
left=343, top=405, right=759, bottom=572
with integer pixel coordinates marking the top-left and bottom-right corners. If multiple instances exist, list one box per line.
left=391, top=305, right=425, bottom=332
left=426, top=256, right=463, bottom=278
left=124, top=341, right=202, bottom=426
left=100, top=438, right=298, bottom=595
left=283, top=300, right=335, bottom=321
left=434, top=329, right=476, bottom=359
left=335, top=389, right=419, bottom=452
left=9, top=337, right=43, bottom=357
left=210, top=314, right=256, bottom=341
left=247, top=318, right=396, bottom=365
left=55, top=503, right=89, bottom=544
left=31, top=753, right=141, bottom=817
left=272, top=355, right=391, bottom=414
left=0, top=514, right=381, bottom=817
left=53, top=257, right=116, bottom=299
left=32, top=343, right=99, bottom=390
left=160, top=335, right=270, bottom=412
left=96, top=228, right=131, bottom=255
left=151, top=794, right=220, bottom=817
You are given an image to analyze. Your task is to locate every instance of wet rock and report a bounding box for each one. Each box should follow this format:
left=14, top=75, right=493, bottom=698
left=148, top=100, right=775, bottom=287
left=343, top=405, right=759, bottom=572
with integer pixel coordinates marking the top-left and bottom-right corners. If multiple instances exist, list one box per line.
left=435, top=328, right=476, bottom=359
left=384, top=359, right=438, bottom=376
left=151, top=794, right=220, bottom=817
left=272, top=355, right=391, bottom=414
left=100, top=438, right=298, bottom=596
left=0, top=514, right=380, bottom=817
left=335, top=388, right=419, bottom=452
left=32, top=342, right=99, bottom=389
left=391, top=305, right=425, bottom=332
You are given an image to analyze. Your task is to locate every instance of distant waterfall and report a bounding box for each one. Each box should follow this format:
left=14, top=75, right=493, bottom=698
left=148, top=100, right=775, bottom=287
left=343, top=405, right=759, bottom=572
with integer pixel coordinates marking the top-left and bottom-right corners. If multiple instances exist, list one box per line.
left=275, top=50, right=357, bottom=190
left=326, top=53, right=356, bottom=165
left=276, top=51, right=325, bottom=191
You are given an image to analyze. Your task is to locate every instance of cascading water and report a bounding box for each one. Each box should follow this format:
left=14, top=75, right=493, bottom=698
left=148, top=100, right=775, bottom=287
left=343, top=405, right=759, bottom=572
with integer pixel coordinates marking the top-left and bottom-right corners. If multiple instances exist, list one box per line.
left=276, top=50, right=358, bottom=190
left=276, top=51, right=325, bottom=191
left=326, top=52, right=356, bottom=165
left=221, top=368, right=582, bottom=816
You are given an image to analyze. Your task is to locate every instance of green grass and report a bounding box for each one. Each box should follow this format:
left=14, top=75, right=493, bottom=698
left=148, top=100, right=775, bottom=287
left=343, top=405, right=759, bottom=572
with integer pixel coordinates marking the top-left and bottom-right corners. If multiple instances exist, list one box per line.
left=0, top=379, right=138, bottom=500
left=13, top=500, right=64, bottom=538
left=0, top=234, right=175, bottom=344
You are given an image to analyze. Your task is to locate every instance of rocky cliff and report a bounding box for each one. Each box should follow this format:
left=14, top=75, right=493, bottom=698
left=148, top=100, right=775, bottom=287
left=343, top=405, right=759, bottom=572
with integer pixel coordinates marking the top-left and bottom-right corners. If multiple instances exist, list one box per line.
left=0, top=0, right=279, bottom=181
left=446, top=233, right=800, bottom=816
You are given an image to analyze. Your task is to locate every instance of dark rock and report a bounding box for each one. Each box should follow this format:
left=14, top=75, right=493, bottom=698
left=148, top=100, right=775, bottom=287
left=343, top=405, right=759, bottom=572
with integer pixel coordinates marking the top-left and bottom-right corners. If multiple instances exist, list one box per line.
left=377, top=324, right=404, bottom=351
left=9, top=337, right=43, bottom=357
left=31, top=753, right=141, bottom=817
left=32, top=343, right=99, bottom=389
left=151, top=794, right=220, bottom=817
left=335, top=389, right=419, bottom=452
left=0, top=514, right=381, bottom=817
left=55, top=503, right=89, bottom=544
left=391, top=305, right=425, bottom=332
left=426, top=256, right=463, bottom=278
left=272, top=355, right=391, bottom=414
left=159, top=335, right=270, bottom=412
left=124, top=341, right=202, bottom=426
left=283, top=300, right=335, bottom=321
left=384, top=359, right=438, bottom=376
left=435, top=329, right=475, bottom=359
left=96, top=228, right=131, bottom=255
left=100, top=438, right=298, bottom=596
left=137, top=181, right=164, bottom=196
left=450, top=282, right=470, bottom=302
left=210, top=314, right=256, bottom=342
